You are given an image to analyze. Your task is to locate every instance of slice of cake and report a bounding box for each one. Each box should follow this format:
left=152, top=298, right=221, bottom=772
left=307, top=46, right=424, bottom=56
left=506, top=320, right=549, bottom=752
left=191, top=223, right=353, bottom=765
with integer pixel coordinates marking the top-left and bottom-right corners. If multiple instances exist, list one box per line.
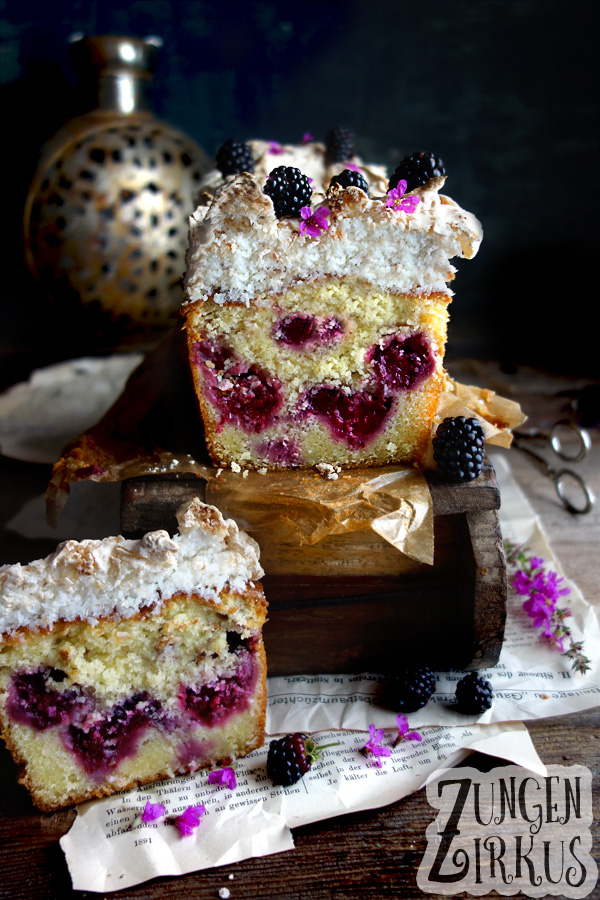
left=0, top=499, right=267, bottom=811
left=182, top=152, right=482, bottom=471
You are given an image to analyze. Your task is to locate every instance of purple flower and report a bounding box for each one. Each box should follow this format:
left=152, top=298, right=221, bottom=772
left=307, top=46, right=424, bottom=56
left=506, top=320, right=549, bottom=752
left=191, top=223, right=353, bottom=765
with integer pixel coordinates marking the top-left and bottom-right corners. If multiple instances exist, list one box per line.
left=299, top=205, right=330, bottom=237
left=514, top=563, right=571, bottom=631
left=208, top=767, right=237, bottom=790
left=512, top=570, right=534, bottom=596
left=544, top=570, right=571, bottom=602
left=505, top=538, right=589, bottom=675
left=386, top=181, right=420, bottom=214
left=141, top=800, right=166, bottom=823
left=128, top=799, right=166, bottom=830
left=268, top=141, right=285, bottom=155
left=345, top=162, right=360, bottom=171
left=522, top=590, right=553, bottom=619
left=174, top=804, right=207, bottom=837
left=302, top=131, right=314, bottom=143
left=362, top=723, right=392, bottom=768
left=394, top=714, right=422, bottom=746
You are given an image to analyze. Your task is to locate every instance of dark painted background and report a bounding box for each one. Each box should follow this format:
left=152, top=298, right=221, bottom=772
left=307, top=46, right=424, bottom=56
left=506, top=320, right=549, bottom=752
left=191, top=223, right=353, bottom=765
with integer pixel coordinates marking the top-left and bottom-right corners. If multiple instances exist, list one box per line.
left=1, top=0, right=598, bottom=380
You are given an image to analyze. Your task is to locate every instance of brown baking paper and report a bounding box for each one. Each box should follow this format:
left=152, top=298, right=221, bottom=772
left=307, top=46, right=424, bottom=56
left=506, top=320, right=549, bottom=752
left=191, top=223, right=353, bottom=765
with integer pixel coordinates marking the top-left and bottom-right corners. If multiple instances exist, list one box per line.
left=205, top=465, right=434, bottom=567
left=45, top=329, right=526, bottom=566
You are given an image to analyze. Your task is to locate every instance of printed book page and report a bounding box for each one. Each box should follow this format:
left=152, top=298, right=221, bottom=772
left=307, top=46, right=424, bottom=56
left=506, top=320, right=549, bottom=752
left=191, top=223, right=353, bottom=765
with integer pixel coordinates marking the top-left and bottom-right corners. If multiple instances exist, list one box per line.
left=61, top=721, right=542, bottom=893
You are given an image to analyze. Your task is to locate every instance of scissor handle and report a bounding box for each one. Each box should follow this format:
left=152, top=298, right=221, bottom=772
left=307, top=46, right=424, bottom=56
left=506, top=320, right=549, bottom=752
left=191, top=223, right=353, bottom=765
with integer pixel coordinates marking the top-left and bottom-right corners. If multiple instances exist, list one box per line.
left=549, top=420, right=592, bottom=463
left=554, top=468, right=596, bottom=515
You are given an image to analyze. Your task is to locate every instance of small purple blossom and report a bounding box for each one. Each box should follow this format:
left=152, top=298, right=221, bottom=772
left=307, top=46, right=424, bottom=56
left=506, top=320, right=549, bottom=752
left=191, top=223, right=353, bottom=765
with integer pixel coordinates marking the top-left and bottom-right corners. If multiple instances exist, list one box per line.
left=302, top=131, right=314, bottom=143
left=361, top=723, right=392, bottom=768
left=513, top=556, right=571, bottom=635
left=174, top=804, right=207, bottom=837
left=504, top=540, right=591, bottom=675
left=141, top=800, right=166, bottom=822
left=522, top=594, right=553, bottom=629
left=386, top=180, right=421, bottom=214
left=208, top=767, right=237, bottom=790
left=268, top=141, right=285, bottom=154
left=128, top=799, right=166, bottom=830
left=345, top=162, right=360, bottom=171
left=299, top=205, right=330, bottom=237
left=393, top=714, right=422, bottom=747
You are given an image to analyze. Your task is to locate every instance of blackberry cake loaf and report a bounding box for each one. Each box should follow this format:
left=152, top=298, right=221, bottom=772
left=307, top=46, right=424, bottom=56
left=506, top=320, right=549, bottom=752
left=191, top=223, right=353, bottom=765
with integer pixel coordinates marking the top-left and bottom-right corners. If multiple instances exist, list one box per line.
left=0, top=499, right=267, bottom=811
left=183, top=150, right=483, bottom=471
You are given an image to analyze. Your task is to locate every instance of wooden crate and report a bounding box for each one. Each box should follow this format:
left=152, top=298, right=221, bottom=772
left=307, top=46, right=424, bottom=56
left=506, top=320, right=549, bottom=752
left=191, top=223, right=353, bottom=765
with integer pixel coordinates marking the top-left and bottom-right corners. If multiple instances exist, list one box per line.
left=120, top=464, right=506, bottom=675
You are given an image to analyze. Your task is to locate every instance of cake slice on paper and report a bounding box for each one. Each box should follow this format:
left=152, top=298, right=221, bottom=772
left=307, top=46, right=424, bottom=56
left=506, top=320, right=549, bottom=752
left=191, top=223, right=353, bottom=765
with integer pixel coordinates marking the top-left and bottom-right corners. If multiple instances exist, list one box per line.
left=0, top=499, right=267, bottom=811
left=183, top=151, right=483, bottom=471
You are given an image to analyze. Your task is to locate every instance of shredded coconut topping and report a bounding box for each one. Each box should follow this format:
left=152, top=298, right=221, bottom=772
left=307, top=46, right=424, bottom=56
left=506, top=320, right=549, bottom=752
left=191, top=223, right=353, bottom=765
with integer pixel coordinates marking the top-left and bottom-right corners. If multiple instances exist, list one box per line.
left=184, top=173, right=482, bottom=308
left=0, top=499, right=263, bottom=635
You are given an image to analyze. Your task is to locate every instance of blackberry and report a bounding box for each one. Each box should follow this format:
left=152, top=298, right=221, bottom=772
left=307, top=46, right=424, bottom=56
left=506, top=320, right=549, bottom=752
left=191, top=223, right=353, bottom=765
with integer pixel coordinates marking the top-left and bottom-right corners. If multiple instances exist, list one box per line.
left=267, top=733, right=337, bottom=786
left=383, top=664, right=436, bottom=712
left=455, top=672, right=494, bottom=714
left=215, top=139, right=254, bottom=177
left=389, top=151, right=446, bottom=192
left=325, top=126, right=356, bottom=163
left=433, top=416, right=485, bottom=483
left=329, top=168, right=370, bottom=196
left=263, top=166, right=312, bottom=218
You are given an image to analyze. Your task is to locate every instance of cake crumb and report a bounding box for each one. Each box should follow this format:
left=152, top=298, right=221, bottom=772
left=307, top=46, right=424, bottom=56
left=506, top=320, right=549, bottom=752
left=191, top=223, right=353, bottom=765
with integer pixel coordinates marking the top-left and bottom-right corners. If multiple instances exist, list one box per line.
left=316, top=462, right=342, bottom=480
left=215, top=468, right=223, bottom=477
left=204, top=360, right=215, bottom=369
left=230, top=462, right=241, bottom=473
left=242, top=469, right=249, bottom=478
left=218, top=889, right=231, bottom=899
left=257, top=467, right=268, bottom=475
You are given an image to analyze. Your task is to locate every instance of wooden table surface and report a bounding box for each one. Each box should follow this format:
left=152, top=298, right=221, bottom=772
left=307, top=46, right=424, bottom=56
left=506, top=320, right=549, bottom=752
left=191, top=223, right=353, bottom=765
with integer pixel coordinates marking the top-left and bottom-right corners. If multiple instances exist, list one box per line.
left=1, top=359, right=599, bottom=900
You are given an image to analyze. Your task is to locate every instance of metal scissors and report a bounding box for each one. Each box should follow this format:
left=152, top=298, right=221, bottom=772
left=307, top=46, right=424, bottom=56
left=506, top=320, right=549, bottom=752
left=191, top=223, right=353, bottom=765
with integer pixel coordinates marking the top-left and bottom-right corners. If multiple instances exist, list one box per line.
left=512, top=419, right=595, bottom=515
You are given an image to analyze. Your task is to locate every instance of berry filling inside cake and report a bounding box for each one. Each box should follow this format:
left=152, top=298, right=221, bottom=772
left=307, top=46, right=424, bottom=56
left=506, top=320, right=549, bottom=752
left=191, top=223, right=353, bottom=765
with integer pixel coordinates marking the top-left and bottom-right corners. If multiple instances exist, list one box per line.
left=300, top=385, right=393, bottom=450
left=7, top=637, right=260, bottom=780
left=192, top=339, right=284, bottom=433
left=181, top=646, right=258, bottom=726
left=366, top=331, right=435, bottom=392
left=273, top=314, right=345, bottom=348
left=255, top=438, right=303, bottom=466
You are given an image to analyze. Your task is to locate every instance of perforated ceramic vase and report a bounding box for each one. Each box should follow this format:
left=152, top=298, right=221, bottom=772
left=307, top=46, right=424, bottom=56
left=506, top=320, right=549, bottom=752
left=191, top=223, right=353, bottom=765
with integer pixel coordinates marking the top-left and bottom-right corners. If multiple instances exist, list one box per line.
left=23, top=35, right=211, bottom=345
